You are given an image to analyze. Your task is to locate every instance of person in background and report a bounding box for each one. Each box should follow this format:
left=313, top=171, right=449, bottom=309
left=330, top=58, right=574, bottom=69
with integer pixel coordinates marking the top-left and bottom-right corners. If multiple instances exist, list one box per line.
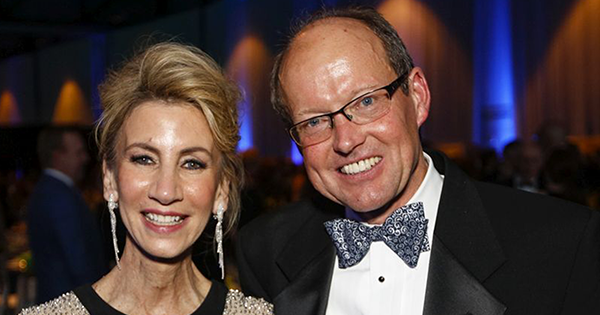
left=512, top=140, right=544, bottom=193
left=27, top=127, right=106, bottom=303
left=542, top=146, right=587, bottom=205
left=21, top=42, right=272, bottom=315
left=496, top=139, right=522, bottom=186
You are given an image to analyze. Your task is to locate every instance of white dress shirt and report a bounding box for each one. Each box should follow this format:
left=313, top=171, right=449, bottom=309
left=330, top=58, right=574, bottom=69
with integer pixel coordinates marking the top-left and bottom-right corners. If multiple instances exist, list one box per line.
left=325, top=153, right=444, bottom=315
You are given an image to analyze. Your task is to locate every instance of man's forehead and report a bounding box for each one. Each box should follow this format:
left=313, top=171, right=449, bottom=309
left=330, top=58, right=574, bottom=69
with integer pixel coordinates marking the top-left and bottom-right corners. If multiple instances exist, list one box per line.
left=292, top=17, right=377, bottom=49
left=281, top=17, right=387, bottom=79
left=279, top=17, right=393, bottom=118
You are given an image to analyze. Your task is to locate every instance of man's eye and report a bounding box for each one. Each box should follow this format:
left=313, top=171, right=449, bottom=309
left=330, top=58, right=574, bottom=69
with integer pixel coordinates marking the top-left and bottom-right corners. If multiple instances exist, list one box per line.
left=183, top=159, right=206, bottom=170
left=360, top=96, right=374, bottom=107
left=306, top=118, right=323, bottom=128
left=130, top=155, right=153, bottom=165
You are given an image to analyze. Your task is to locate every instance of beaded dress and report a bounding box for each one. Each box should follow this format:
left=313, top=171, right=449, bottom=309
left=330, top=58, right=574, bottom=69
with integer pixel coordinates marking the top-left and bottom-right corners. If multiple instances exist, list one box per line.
left=19, top=282, right=273, bottom=315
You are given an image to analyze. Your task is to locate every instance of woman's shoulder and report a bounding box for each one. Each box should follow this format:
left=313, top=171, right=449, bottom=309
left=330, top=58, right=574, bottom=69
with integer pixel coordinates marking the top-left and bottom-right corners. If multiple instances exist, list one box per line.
left=19, top=291, right=90, bottom=315
left=19, top=288, right=272, bottom=315
left=224, top=289, right=273, bottom=315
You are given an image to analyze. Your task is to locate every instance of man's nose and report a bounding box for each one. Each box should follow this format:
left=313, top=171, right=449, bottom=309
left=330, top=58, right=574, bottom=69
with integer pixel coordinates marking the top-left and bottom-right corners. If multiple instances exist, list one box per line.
left=331, top=114, right=366, bottom=155
left=149, top=167, right=183, bottom=205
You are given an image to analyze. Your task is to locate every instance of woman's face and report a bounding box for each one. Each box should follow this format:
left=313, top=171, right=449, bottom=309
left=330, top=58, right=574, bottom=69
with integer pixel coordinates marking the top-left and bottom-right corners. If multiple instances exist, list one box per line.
left=103, top=100, right=226, bottom=260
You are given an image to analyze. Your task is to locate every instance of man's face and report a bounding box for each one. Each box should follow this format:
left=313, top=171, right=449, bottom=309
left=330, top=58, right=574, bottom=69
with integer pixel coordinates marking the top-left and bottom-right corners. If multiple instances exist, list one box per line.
left=54, top=131, right=89, bottom=183
left=280, top=18, right=430, bottom=223
left=516, top=142, right=543, bottom=180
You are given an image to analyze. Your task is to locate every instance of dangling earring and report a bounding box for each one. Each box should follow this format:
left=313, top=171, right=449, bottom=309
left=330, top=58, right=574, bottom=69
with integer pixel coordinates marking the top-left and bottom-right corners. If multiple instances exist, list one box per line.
left=108, top=194, right=121, bottom=269
left=214, top=203, right=225, bottom=279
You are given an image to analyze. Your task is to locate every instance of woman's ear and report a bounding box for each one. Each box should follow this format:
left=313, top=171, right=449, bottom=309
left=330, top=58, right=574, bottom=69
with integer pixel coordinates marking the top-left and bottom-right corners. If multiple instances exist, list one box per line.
left=213, top=179, right=230, bottom=215
left=102, top=160, right=119, bottom=202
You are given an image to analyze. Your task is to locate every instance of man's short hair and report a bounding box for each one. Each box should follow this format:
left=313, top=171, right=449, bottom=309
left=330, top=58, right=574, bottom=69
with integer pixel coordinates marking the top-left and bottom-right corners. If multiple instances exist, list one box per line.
left=270, top=6, right=415, bottom=127
left=37, top=127, right=82, bottom=169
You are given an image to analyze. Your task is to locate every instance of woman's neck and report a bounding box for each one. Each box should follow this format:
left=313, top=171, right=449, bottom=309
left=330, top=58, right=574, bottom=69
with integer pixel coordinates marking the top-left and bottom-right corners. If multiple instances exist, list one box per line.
left=93, top=239, right=212, bottom=315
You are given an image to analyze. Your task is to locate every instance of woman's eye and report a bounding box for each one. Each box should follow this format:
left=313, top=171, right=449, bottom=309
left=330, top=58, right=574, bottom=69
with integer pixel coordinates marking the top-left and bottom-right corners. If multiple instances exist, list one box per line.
left=183, top=159, right=206, bottom=170
left=130, top=155, right=154, bottom=165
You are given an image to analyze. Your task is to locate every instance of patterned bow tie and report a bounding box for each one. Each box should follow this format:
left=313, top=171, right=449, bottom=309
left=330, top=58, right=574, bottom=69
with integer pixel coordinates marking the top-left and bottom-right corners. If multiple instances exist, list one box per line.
left=324, top=202, right=430, bottom=269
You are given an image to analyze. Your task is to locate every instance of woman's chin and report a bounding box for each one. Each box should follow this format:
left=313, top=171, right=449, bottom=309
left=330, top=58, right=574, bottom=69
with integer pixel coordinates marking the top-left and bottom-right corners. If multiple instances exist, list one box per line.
left=130, top=238, right=192, bottom=263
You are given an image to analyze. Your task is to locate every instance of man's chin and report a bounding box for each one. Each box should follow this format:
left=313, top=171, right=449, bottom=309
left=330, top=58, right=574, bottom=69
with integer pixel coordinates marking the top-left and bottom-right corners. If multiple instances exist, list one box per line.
left=340, top=192, right=406, bottom=222
left=339, top=191, right=393, bottom=212
left=346, top=204, right=382, bottom=213
left=344, top=205, right=391, bottom=224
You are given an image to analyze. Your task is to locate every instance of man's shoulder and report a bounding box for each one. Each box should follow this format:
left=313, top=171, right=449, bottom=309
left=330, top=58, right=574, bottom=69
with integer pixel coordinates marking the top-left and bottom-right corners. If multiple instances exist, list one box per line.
left=466, top=180, right=600, bottom=313
left=31, top=173, right=73, bottom=197
left=239, top=196, right=342, bottom=247
left=28, top=173, right=84, bottom=220
left=475, top=180, right=591, bottom=217
left=245, top=199, right=315, bottom=227
left=473, top=180, right=595, bottom=238
left=436, top=151, right=594, bottom=227
left=240, top=197, right=335, bottom=232
left=438, top=154, right=596, bottom=253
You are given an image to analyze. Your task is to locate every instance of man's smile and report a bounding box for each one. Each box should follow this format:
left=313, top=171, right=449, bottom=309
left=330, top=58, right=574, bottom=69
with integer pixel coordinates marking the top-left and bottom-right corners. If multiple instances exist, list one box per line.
left=339, top=156, right=382, bottom=175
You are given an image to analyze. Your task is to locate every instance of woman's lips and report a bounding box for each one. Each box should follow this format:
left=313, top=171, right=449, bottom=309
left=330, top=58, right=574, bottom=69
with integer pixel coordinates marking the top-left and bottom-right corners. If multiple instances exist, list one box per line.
left=141, top=209, right=189, bottom=233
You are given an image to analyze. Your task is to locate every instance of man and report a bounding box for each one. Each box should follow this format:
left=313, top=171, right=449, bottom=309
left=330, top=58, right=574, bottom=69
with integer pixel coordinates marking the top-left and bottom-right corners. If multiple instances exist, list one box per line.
left=27, top=127, right=106, bottom=303
left=236, top=6, right=600, bottom=315
left=511, top=140, right=544, bottom=193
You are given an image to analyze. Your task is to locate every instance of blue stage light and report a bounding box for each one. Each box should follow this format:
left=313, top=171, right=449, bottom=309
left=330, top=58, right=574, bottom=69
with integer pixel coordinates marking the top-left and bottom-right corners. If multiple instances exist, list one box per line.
left=290, top=141, right=303, bottom=165
left=473, top=0, right=517, bottom=153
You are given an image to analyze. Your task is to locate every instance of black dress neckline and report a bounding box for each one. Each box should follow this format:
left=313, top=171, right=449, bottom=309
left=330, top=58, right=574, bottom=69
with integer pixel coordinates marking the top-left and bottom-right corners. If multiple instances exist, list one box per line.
left=73, top=281, right=227, bottom=315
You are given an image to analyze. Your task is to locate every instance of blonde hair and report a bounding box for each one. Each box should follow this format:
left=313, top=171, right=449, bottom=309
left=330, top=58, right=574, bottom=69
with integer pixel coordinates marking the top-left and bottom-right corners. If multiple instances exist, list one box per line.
left=95, top=42, right=243, bottom=235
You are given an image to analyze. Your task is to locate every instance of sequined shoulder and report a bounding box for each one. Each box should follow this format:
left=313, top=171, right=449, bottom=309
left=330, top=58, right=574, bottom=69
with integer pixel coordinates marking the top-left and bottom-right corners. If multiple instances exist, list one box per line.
left=224, top=289, right=274, bottom=315
left=18, top=291, right=90, bottom=315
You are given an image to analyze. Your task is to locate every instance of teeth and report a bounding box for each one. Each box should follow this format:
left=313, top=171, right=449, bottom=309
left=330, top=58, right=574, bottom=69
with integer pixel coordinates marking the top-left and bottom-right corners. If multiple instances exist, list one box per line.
left=341, top=157, right=382, bottom=175
left=144, top=212, right=184, bottom=226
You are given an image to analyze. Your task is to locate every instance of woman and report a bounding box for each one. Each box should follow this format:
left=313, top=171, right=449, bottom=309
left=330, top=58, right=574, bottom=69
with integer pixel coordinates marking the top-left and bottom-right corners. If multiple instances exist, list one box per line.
left=21, top=43, right=273, bottom=314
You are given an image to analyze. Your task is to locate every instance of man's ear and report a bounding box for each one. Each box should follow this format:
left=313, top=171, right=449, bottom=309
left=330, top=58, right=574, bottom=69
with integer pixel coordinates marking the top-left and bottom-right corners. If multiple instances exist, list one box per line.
left=213, top=179, right=230, bottom=215
left=408, top=67, right=431, bottom=127
left=102, top=160, right=118, bottom=202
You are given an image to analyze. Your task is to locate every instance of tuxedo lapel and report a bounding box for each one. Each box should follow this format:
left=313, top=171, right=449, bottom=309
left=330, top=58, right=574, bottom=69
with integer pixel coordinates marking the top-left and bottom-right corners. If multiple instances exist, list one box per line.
left=274, top=198, right=340, bottom=315
left=424, top=152, right=507, bottom=314
left=274, top=245, right=335, bottom=315
left=424, top=236, right=506, bottom=315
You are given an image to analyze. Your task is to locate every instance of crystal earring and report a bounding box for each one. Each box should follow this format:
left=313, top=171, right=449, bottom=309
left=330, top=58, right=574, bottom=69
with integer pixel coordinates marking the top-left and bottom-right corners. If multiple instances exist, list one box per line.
left=108, top=194, right=121, bottom=269
left=214, top=203, right=225, bottom=279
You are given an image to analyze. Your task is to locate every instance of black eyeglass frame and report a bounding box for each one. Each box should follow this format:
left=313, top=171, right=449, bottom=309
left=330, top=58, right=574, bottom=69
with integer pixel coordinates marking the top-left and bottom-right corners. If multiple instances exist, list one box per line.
left=288, top=72, right=409, bottom=146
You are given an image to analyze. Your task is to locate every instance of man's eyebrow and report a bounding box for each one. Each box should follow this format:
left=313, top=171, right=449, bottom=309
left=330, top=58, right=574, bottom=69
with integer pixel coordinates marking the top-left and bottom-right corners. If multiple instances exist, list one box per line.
left=295, top=108, right=329, bottom=117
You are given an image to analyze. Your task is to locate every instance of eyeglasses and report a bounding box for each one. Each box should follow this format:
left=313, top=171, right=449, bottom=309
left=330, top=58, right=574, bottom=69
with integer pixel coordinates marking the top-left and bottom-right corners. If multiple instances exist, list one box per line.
left=288, top=73, right=408, bottom=147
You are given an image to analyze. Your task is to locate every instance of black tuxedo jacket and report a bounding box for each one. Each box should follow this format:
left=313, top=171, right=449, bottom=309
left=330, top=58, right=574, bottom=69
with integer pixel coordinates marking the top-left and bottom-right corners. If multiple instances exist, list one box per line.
left=27, top=173, right=106, bottom=303
left=236, top=151, right=600, bottom=315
